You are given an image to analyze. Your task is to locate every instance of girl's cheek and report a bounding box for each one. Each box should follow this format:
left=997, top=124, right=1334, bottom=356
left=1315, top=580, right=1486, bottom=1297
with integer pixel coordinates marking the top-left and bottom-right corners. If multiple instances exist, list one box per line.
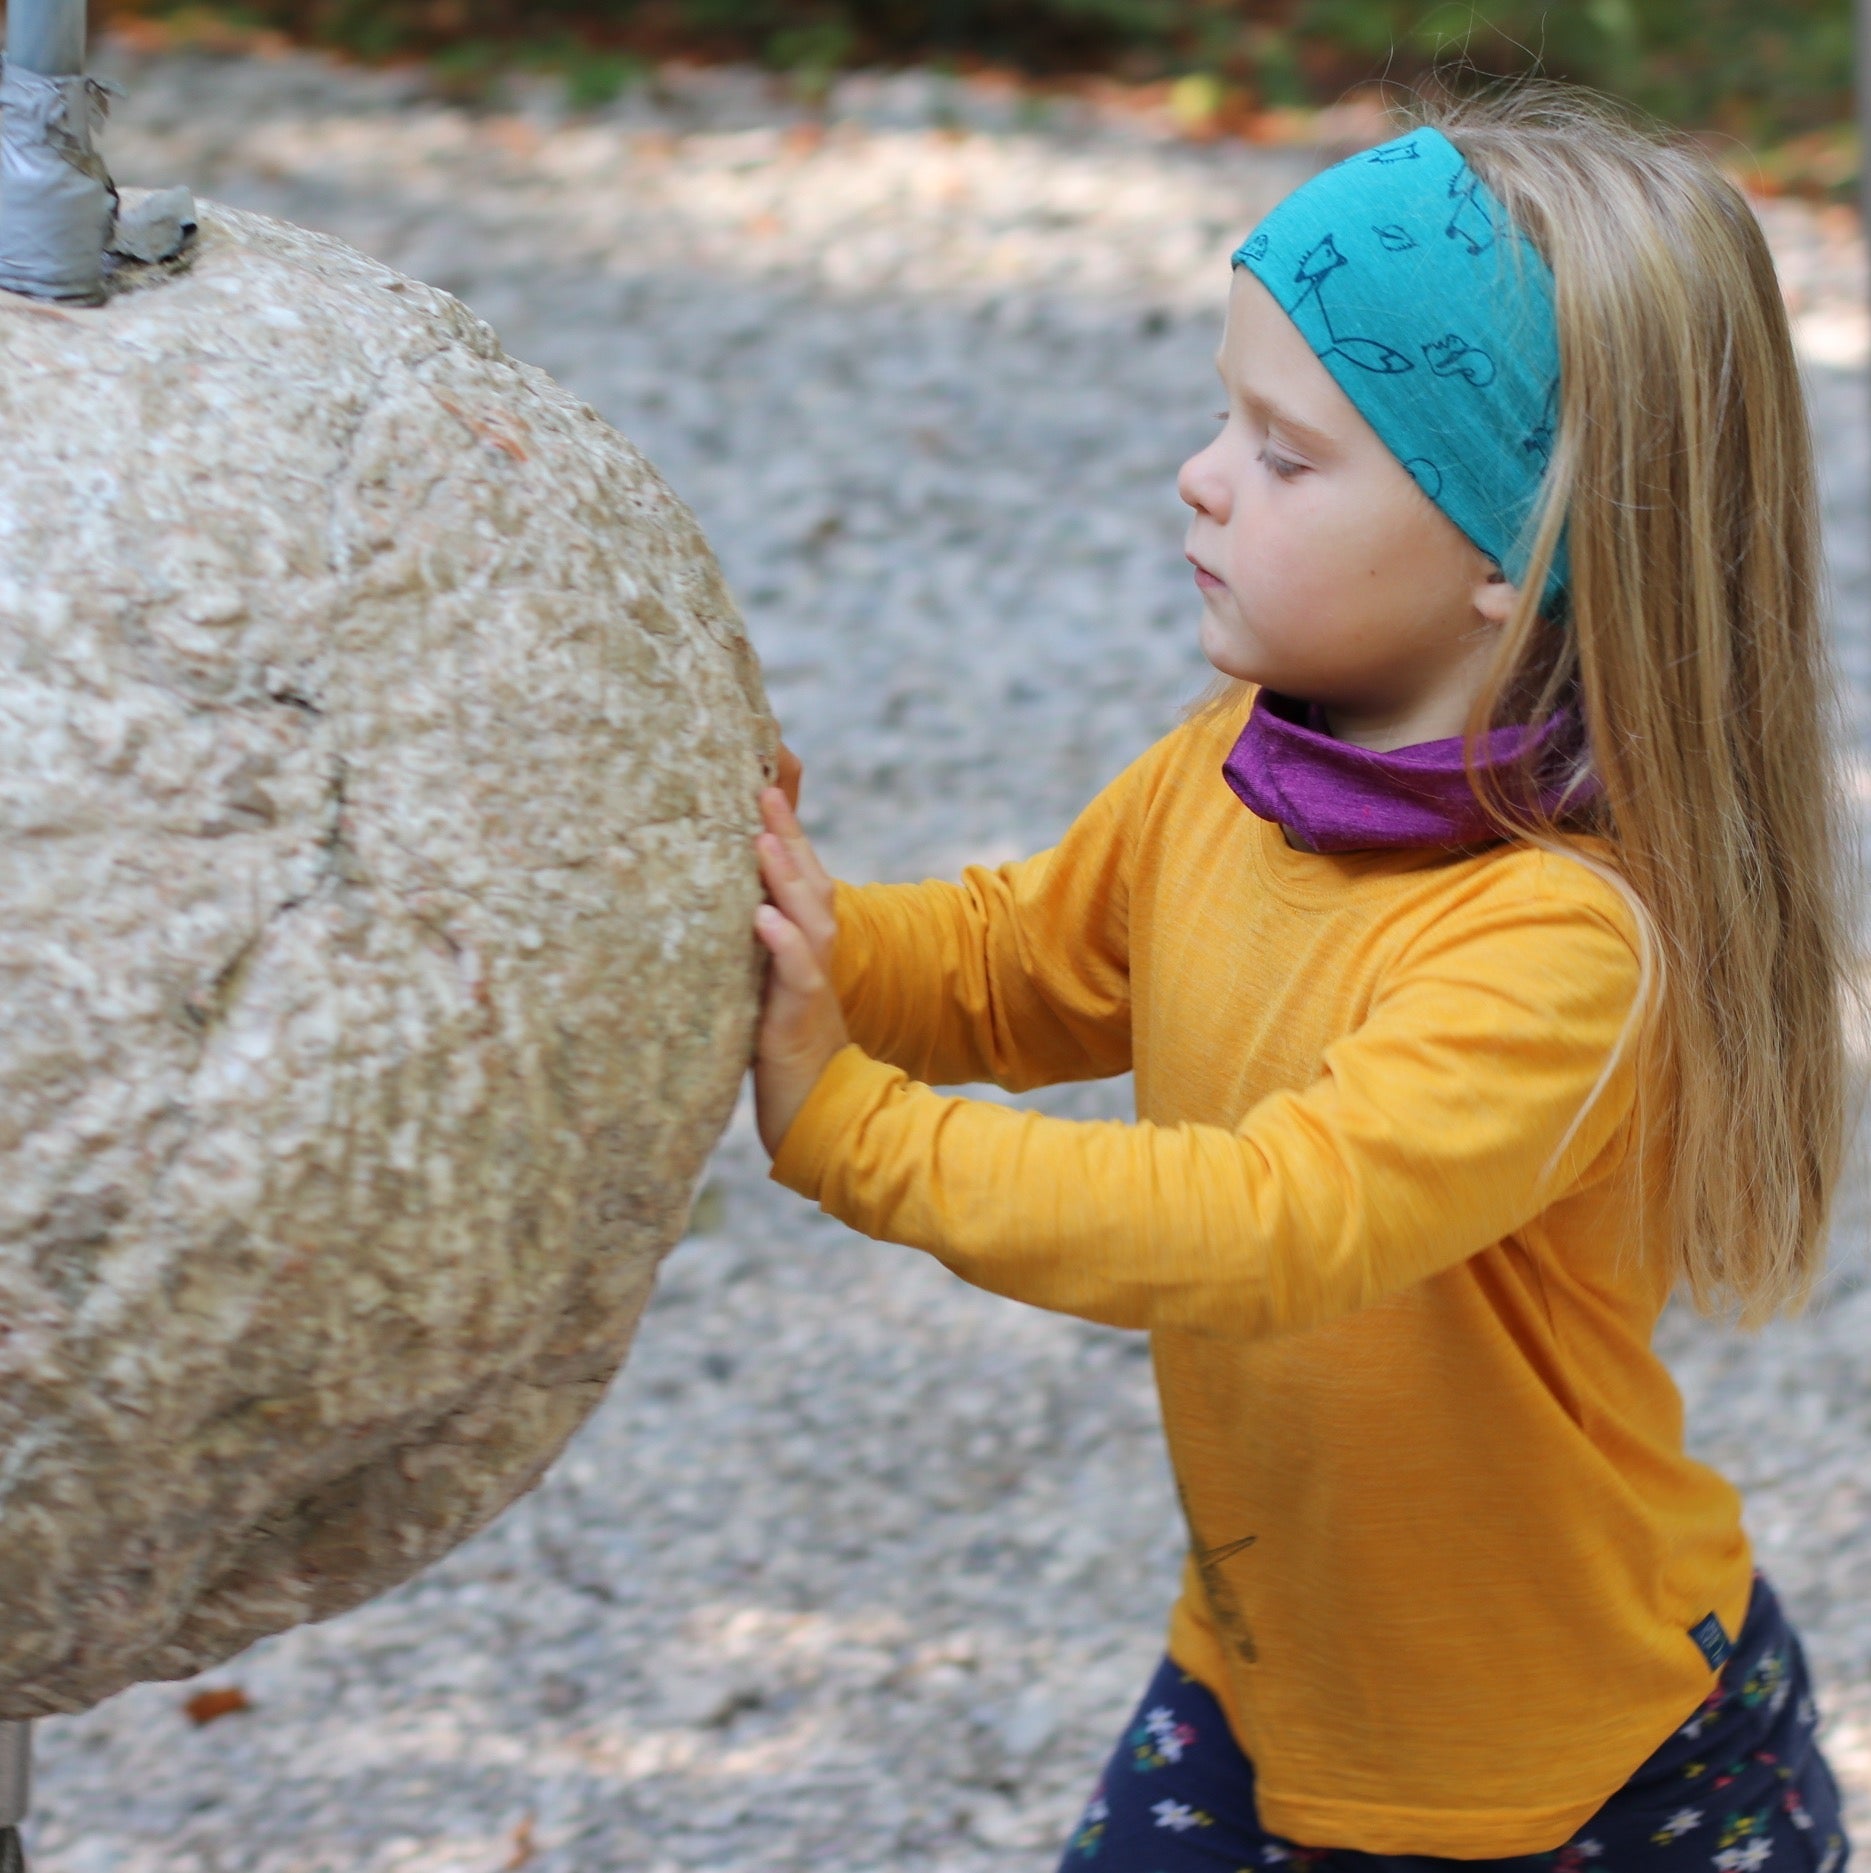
left=1251, top=535, right=1329, bottom=617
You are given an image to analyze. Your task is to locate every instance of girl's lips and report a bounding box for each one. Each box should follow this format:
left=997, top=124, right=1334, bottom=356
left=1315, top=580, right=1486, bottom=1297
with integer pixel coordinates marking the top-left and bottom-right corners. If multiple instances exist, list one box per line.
left=1190, top=562, right=1226, bottom=593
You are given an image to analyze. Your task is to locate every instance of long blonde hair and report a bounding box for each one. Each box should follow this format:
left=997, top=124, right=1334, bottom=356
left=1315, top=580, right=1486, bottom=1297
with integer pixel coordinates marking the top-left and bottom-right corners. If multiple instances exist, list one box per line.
left=1210, top=82, right=1860, bottom=1324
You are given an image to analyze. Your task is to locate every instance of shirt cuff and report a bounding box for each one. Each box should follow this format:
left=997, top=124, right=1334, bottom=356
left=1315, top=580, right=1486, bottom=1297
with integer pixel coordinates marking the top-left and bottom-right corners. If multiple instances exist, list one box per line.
left=768, top=1042, right=905, bottom=1201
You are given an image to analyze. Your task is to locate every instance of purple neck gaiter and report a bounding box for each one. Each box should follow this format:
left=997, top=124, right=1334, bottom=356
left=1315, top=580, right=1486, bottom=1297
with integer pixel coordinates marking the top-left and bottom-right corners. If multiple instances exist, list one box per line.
left=1222, top=690, right=1598, bottom=854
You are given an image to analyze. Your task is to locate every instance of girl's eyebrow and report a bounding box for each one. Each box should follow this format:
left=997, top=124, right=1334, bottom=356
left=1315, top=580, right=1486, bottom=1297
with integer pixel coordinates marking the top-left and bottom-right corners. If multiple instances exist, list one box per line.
left=1213, top=362, right=1336, bottom=451
left=1244, top=391, right=1335, bottom=451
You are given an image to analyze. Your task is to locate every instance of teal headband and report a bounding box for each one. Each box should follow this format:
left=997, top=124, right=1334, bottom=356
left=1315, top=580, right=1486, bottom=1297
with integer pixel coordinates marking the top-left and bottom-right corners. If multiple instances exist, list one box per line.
left=1232, top=125, right=1567, bottom=612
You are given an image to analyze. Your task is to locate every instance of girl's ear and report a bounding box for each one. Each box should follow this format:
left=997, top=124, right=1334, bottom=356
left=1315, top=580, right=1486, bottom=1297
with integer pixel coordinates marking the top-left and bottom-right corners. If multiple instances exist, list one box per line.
left=1474, top=565, right=1519, bottom=626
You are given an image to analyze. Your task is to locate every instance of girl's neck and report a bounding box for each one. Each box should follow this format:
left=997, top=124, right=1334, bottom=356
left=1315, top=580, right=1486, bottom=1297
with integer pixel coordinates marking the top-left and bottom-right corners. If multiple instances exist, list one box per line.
left=1309, top=636, right=1502, bottom=751
left=1320, top=707, right=1438, bottom=752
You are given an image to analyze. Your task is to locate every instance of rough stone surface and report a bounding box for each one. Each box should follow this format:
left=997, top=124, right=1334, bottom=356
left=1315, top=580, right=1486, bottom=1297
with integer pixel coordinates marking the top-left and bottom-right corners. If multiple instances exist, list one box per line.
left=0, top=200, right=774, bottom=1719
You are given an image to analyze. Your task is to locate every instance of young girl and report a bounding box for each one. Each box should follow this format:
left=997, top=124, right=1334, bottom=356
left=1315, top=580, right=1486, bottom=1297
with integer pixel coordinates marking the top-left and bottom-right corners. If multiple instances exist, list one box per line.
left=749, top=82, right=1857, bottom=1871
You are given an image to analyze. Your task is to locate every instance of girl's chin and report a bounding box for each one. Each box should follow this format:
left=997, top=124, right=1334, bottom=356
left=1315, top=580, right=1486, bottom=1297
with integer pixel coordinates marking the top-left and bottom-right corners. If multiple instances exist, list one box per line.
left=1197, top=612, right=1266, bottom=685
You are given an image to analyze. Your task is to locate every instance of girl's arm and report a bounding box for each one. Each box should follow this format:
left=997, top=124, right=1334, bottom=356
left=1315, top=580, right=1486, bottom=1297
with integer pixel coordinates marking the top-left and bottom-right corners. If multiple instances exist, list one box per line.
left=829, top=851, right=1130, bottom=1093
left=757, top=826, right=1643, bottom=1336
left=815, top=754, right=1151, bottom=1094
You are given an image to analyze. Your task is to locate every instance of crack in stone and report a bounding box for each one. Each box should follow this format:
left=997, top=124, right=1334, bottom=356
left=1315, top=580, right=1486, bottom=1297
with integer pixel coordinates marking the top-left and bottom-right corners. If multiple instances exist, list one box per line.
left=181, top=754, right=351, bottom=1047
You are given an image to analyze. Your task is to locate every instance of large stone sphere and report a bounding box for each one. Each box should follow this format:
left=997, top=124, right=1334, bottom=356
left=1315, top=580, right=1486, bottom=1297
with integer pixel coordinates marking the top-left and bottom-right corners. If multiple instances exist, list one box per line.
left=0, top=202, right=774, bottom=1717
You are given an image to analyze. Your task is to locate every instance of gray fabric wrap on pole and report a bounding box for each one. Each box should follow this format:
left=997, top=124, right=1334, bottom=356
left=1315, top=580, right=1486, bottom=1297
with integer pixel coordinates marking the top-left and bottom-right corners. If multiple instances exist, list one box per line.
left=0, top=59, right=115, bottom=302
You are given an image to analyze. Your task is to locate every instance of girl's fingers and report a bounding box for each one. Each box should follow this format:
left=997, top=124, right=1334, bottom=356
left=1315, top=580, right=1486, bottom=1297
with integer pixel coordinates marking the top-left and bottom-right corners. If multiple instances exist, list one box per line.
left=754, top=903, right=823, bottom=986
left=776, top=743, right=803, bottom=811
left=759, top=787, right=835, bottom=898
left=758, top=839, right=836, bottom=957
left=754, top=907, right=835, bottom=1046
left=756, top=799, right=835, bottom=950
left=756, top=899, right=824, bottom=973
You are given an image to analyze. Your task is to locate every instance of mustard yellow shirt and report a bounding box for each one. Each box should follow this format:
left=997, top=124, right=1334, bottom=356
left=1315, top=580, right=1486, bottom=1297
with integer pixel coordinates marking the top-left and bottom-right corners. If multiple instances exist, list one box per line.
left=771, top=700, right=1752, bottom=1857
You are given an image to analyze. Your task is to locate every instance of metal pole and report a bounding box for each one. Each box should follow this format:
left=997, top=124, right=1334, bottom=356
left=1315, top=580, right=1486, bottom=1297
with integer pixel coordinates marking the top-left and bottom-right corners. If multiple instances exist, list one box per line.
left=7, top=0, right=86, bottom=78
left=0, top=0, right=112, bottom=301
left=0, top=1720, right=29, bottom=1872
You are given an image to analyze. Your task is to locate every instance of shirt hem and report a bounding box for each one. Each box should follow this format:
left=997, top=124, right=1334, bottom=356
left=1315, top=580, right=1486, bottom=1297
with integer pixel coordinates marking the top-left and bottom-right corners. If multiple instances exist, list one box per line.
left=1251, top=1788, right=1607, bottom=1860
left=1163, top=1558, right=1754, bottom=1861
left=1162, top=1619, right=1610, bottom=1856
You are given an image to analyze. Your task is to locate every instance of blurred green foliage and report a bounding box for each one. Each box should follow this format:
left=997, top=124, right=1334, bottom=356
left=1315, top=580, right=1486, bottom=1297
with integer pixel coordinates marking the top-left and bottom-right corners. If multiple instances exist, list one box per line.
left=108, top=0, right=1856, bottom=143
left=1282, top=0, right=1854, bottom=139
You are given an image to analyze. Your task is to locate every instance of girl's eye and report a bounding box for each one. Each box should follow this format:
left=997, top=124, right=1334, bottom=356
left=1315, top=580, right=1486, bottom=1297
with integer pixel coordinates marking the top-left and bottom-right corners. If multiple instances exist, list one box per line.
left=1259, top=448, right=1306, bottom=481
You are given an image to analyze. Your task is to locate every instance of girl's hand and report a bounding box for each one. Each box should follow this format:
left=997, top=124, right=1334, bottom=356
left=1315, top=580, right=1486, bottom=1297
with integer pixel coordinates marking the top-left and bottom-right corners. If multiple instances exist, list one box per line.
left=753, top=784, right=849, bottom=1159
left=775, top=740, right=803, bottom=811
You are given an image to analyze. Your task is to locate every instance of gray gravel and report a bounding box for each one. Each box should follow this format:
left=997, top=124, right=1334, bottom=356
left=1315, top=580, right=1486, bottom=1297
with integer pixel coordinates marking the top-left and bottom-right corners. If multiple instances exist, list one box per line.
left=16, top=45, right=1871, bottom=1871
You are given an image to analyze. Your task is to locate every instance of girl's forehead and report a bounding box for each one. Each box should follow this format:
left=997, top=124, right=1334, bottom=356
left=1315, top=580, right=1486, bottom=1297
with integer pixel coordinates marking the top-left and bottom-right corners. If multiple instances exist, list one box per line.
left=1219, top=271, right=1361, bottom=442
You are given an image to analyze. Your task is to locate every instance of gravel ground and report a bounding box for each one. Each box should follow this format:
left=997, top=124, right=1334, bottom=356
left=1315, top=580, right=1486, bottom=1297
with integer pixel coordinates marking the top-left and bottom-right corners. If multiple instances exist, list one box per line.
left=16, top=46, right=1871, bottom=1872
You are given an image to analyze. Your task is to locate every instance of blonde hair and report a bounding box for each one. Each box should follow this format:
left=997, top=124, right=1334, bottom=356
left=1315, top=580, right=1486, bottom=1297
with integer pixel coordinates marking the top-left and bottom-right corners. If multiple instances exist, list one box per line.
left=1205, top=81, right=1861, bottom=1325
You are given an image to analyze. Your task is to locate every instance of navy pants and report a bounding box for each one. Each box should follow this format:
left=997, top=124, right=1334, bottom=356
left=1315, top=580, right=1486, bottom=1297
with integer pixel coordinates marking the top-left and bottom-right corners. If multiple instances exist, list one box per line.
left=1062, top=1575, right=1849, bottom=1873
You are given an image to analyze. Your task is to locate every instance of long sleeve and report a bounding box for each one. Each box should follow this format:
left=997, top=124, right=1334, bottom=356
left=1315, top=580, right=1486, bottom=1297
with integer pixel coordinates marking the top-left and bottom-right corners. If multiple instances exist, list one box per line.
left=776, top=888, right=1643, bottom=1339
left=827, top=740, right=1152, bottom=1091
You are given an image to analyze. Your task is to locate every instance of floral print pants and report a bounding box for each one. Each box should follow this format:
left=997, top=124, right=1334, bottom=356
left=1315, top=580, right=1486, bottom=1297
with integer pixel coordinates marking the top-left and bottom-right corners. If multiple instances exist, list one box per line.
left=1061, top=1575, right=1849, bottom=1873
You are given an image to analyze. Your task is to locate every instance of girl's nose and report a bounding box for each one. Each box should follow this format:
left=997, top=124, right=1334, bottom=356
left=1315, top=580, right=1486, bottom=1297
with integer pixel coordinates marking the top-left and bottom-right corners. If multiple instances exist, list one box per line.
left=1177, top=438, right=1228, bottom=520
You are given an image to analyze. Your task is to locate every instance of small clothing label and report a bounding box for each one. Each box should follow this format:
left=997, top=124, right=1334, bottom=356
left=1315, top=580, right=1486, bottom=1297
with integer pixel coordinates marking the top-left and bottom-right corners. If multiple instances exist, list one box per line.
left=1688, top=1611, right=1732, bottom=1671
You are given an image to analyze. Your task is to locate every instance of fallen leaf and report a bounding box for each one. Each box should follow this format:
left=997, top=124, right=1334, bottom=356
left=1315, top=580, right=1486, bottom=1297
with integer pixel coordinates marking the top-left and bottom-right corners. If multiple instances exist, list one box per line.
left=183, top=1685, right=252, bottom=1726
left=505, top=1815, right=537, bottom=1869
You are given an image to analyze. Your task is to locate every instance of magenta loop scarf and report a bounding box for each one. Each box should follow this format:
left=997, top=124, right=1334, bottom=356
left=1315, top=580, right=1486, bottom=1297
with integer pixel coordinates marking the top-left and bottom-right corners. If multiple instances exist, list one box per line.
left=1222, top=689, right=1599, bottom=854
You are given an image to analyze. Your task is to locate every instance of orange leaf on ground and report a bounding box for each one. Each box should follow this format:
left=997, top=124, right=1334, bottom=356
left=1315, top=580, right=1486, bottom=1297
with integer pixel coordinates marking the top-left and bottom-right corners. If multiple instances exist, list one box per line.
left=183, top=1686, right=252, bottom=1726
left=505, top=1816, right=538, bottom=1870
